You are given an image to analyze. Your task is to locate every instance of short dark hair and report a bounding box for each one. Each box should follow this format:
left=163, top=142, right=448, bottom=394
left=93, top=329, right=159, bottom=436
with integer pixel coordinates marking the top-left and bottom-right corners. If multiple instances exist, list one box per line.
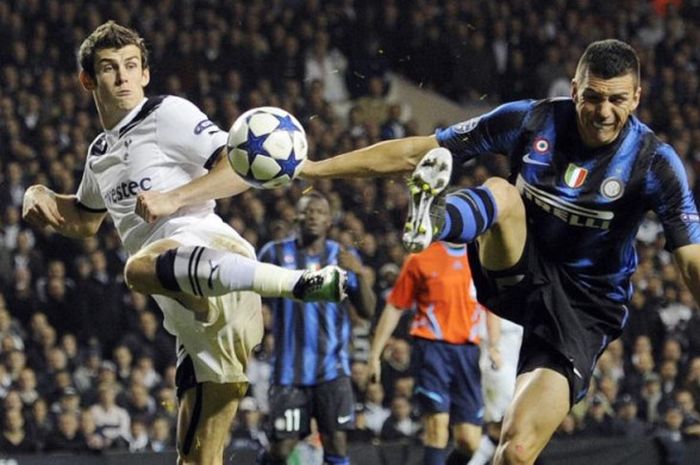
left=78, top=21, right=149, bottom=79
left=296, top=191, right=328, bottom=212
left=576, top=39, right=640, bottom=83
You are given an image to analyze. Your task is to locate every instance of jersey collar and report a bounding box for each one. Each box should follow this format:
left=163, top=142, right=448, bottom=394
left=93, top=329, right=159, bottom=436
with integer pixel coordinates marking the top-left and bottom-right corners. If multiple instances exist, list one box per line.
left=104, top=97, right=148, bottom=143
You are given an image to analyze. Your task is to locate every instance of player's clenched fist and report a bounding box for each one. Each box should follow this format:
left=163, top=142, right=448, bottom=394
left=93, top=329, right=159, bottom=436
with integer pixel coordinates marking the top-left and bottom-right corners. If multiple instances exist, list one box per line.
left=135, top=190, right=180, bottom=223
left=22, top=185, right=64, bottom=228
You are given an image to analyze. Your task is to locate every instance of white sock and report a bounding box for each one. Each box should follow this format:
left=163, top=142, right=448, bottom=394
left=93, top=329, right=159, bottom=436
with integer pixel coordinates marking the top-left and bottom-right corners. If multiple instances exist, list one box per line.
left=161, top=246, right=302, bottom=297
left=466, top=436, right=496, bottom=465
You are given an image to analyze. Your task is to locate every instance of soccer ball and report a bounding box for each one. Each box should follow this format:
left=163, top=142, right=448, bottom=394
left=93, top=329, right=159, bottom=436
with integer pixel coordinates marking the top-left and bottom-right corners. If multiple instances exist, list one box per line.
left=227, top=106, right=308, bottom=189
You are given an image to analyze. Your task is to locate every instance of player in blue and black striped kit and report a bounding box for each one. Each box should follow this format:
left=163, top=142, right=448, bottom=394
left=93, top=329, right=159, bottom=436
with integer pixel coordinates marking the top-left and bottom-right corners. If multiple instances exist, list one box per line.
left=258, top=192, right=376, bottom=465
left=301, top=40, right=700, bottom=465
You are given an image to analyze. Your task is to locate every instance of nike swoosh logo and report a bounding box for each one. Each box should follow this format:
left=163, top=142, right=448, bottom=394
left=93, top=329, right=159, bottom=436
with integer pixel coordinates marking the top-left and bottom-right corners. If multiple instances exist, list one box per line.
left=522, top=154, right=549, bottom=166
left=337, top=415, right=352, bottom=424
left=208, top=261, right=220, bottom=289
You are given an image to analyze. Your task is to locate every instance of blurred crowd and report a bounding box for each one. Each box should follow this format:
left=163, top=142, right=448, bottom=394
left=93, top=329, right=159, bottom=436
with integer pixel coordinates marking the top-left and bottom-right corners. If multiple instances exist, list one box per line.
left=1, top=0, right=700, bottom=459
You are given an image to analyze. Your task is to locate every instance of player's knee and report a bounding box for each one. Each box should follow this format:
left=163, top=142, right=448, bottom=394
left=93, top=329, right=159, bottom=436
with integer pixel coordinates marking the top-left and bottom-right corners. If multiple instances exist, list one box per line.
left=496, top=429, right=537, bottom=465
left=423, top=414, right=450, bottom=447
left=124, top=254, right=155, bottom=293
left=483, top=177, right=523, bottom=220
left=454, top=433, right=480, bottom=455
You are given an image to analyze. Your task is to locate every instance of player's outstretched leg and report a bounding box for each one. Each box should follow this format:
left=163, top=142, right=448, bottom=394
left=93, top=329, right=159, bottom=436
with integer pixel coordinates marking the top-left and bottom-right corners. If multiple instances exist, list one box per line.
left=125, top=241, right=347, bottom=303
left=403, top=147, right=452, bottom=252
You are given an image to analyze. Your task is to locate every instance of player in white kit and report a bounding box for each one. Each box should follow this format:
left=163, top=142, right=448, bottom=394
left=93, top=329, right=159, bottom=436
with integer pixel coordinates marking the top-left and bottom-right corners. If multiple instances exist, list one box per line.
left=468, top=312, right=523, bottom=465
left=22, top=21, right=346, bottom=465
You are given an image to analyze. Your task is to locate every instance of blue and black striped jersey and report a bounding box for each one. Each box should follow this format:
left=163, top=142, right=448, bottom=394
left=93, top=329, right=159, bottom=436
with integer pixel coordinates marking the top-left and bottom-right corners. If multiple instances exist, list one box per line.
left=437, top=98, right=700, bottom=309
left=258, top=238, right=360, bottom=386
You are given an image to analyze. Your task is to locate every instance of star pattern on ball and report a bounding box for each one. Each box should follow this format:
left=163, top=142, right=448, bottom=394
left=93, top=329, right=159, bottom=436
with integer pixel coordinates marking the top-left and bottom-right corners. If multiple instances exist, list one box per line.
left=237, top=128, right=269, bottom=166
left=276, top=149, right=298, bottom=178
left=274, top=114, right=301, bottom=132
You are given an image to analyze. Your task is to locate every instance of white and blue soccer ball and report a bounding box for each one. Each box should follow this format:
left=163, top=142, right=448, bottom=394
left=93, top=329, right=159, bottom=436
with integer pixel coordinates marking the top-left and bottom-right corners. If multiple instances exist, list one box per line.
left=227, top=106, right=308, bottom=189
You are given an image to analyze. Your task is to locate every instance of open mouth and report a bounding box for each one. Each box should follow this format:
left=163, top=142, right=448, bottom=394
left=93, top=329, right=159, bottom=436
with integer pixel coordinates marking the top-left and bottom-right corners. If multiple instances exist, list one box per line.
left=592, top=121, right=614, bottom=130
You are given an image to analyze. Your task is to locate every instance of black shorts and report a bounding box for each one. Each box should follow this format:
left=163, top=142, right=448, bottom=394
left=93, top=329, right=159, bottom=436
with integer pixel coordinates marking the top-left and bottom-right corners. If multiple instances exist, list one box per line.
left=175, top=353, right=198, bottom=400
left=268, top=376, right=355, bottom=440
left=467, top=238, right=626, bottom=406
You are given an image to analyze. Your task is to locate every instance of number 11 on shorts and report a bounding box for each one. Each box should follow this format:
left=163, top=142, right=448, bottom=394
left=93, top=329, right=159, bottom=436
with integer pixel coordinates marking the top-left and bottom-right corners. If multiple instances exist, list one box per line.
left=284, top=408, right=301, bottom=431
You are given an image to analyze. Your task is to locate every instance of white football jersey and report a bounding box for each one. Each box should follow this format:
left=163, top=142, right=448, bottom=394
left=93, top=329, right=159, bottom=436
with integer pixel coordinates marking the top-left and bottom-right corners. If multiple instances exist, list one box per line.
left=76, top=96, right=229, bottom=255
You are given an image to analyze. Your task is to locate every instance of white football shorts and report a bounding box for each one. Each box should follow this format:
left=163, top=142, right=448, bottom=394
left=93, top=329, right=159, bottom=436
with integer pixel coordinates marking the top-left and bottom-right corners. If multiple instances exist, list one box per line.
left=150, top=213, right=264, bottom=385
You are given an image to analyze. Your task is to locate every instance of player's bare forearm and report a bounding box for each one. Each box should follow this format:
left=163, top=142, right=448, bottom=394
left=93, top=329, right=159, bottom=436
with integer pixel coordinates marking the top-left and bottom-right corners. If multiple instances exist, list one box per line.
left=136, top=151, right=250, bottom=223
left=369, top=304, right=404, bottom=360
left=674, top=244, right=700, bottom=307
left=23, top=186, right=104, bottom=238
left=173, top=151, right=250, bottom=204
left=301, top=135, right=439, bottom=179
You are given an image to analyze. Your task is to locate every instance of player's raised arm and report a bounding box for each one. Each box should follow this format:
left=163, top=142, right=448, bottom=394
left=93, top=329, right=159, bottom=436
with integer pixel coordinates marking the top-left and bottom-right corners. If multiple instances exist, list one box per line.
left=301, top=135, right=439, bottom=179
left=135, top=149, right=250, bottom=223
left=22, top=185, right=106, bottom=238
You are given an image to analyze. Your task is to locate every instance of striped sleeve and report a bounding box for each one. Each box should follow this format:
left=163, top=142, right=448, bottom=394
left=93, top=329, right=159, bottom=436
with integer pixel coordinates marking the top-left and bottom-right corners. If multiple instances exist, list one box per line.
left=646, top=144, right=700, bottom=250
left=435, top=99, right=534, bottom=162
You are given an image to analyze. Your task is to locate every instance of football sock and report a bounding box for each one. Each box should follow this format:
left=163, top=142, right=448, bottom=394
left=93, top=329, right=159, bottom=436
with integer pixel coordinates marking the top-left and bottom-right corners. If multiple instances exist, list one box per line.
left=423, top=446, right=448, bottom=465
left=156, top=246, right=303, bottom=297
left=323, top=453, right=350, bottom=465
left=446, top=449, right=472, bottom=465
left=437, top=186, right=498, bottom=243
left=466, top=436, right=496, bottom=465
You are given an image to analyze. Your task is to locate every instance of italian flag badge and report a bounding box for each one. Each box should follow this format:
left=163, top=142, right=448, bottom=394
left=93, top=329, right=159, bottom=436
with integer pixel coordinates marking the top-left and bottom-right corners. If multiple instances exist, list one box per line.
left=564, top=163, right=588, bottom=188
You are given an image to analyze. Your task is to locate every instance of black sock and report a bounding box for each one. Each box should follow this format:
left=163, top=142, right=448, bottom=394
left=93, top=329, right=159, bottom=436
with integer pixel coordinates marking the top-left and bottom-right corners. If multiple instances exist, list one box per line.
left=155, top=248, right=180, bottom=291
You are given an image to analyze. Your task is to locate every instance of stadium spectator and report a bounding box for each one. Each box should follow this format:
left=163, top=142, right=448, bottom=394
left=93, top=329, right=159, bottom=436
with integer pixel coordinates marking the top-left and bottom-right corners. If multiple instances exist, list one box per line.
left=126, top=417, right=150, bottom=452
left=79, top=408, right=111, bottom=452
left=122, top=382, right=156, bottom=423
left=380, top=396, right=420, bottom=442
left=228, top=396, right=269, bottom=458
left=580, top=394, right=616, bottom=437
left=43, top=410, right=88, bottom=453
left=655, top=405, right=686, bottom=465
left=89, top=382, right=130, bottom=446
left=304, top=31, right=349, bottom=104
left=350, top=360, right=371, bottom=406
left=50, top=386, right=81, bottom=418
left=674, top=388, right=700, bottom=437
left=363, top=382, right=391, bottom=436
left=112, top=344, right=133, bottom=386
left=611, top=394, right=649, bottom=438
left=0, top=407, right=36, bottom=453
left=148, top=416, right=174, bottom=452
left=118, top=311, right=174, bottom=374
left=378, top=338, right=413, bottom=403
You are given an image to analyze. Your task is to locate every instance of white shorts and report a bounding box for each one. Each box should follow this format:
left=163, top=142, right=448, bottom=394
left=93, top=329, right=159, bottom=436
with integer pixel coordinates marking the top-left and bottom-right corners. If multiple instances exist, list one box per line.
left=149, top=214, right=264, bottom=385
left=479, top=321, right=523, bottom=422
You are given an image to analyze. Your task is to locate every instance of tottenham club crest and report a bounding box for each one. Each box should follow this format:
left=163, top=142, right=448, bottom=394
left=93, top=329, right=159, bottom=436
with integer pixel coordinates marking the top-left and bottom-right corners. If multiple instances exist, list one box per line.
left=600, top=177, right=625, bottom=200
